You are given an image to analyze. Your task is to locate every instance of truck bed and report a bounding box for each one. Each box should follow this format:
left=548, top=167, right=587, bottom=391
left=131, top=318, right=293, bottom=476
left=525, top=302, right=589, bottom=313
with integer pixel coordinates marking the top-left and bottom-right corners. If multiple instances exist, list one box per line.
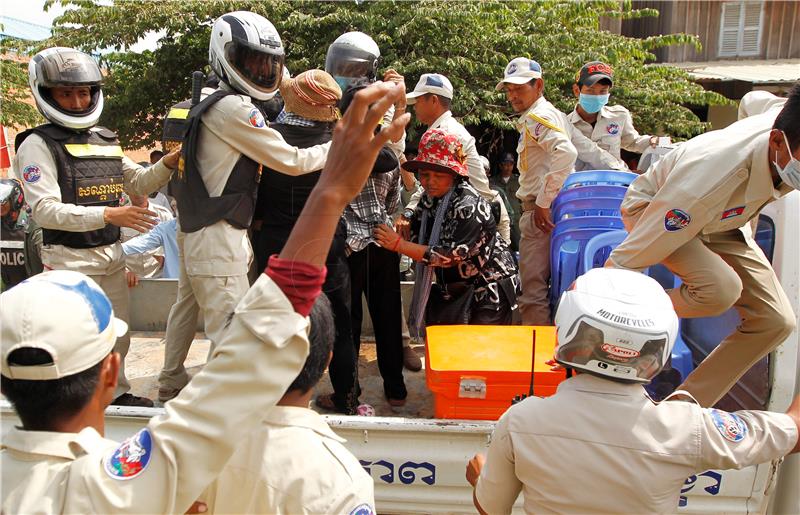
left=124, top=333, right=434, bottom=418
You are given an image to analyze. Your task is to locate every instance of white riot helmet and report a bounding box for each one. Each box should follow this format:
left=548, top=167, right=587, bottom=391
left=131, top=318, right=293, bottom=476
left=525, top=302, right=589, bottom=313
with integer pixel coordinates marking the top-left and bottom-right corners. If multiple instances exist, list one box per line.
left=325, top=31, right=380, bottom=91
left=554, top=268, right=678, bottom=384
left=208, top=11, right=285, bottom=101
left=29, top=47, right=104, bottom=130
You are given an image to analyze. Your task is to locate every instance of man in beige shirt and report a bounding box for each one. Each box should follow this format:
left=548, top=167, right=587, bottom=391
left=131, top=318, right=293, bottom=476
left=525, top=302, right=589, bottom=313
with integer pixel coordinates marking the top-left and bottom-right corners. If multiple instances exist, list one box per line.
left=496, top=57, right=624, bottom=325
left=0, top=78, right=410, bottom=514
left=607, top=83, right=800, bottom=407
left=15, top=47, right=179, bottom=407
left=159, top=11, right=332, bottom=402
left=400, top=73, right=511, bottom=243
left=467, top=268, right=799, bottom=514
left=203, top=296, right=375, bottom=514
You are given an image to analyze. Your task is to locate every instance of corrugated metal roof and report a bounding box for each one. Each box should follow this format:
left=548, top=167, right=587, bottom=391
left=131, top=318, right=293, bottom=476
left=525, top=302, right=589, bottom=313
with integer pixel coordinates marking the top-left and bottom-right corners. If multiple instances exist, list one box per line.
left=0, top=16, right=51, bottom=42
left=669, top=59, right=800, bottom=84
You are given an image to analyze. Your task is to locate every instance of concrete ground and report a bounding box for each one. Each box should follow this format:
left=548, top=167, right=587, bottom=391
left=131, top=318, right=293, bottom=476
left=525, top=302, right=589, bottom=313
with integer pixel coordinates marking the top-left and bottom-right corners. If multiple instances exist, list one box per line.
left=127, top=333, right=434, bottom=418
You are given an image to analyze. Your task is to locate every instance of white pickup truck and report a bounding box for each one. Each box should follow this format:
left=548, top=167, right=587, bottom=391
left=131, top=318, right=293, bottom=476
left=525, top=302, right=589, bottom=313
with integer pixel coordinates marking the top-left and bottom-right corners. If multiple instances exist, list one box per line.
left=2, top=191, right=798, bottom=514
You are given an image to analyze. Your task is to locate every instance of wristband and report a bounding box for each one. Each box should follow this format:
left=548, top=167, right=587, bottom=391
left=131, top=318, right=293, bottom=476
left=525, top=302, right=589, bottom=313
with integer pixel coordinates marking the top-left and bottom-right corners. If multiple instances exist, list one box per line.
left=391, top=236, right=402, bottom=252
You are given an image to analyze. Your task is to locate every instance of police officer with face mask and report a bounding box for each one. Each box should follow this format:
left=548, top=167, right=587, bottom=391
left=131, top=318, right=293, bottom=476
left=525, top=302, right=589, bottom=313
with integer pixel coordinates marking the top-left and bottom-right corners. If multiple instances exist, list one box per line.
left=567, top=61, right=659, bottom=172
left=13, top=47, right=180, bottom=406
left=325, top=31, right=407, bottom=159
left=607, top=82, right=800, bottom=408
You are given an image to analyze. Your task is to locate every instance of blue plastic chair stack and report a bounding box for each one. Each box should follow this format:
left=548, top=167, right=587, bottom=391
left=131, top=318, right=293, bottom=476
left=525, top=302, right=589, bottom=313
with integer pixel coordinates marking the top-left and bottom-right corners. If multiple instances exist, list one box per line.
left=549, top=170, right=695, bottom=399
left=549, top=170, right=637, bottom=306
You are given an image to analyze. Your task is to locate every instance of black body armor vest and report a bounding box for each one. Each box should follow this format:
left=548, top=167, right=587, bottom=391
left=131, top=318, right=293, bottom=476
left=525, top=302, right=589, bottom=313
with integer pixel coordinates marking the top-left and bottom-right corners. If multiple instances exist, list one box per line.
left=15, top=125, right=124, bottom=249
left=171, top=90, right=261, bottom=233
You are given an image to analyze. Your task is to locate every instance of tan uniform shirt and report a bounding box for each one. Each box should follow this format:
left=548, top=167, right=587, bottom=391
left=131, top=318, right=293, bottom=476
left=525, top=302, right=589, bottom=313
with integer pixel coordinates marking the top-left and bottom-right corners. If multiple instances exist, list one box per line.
left=182, top=86, right=330, bottom=276
left=568, top=104, right=653, bottom=171
left=475, top=374, right=798, bottom=515
left=515, top=97, right=577, bottom=208
left=203, top=406, right=375, bottom=514
left=13, top=131, right=173, bottom=274
left=0, top=273, right=310, bottom=514
left=120, top=199, right=173, bottom=278
left=608, top=111, right=794, bottom=270
left=406, top=111, right=511, bottom=241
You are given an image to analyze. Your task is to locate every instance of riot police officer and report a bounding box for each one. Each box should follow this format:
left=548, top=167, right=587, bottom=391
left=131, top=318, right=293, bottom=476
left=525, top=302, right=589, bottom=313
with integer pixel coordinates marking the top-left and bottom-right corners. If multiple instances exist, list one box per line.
left=14, top=47, right=179, bottom=406
left=0, top=178, right=41, bottom=290
left=158, top=11, right=331, bottom=402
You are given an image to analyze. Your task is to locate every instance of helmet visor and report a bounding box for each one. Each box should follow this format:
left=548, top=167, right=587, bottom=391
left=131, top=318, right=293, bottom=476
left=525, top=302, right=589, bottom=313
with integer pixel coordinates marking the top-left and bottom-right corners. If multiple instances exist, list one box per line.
left=556, top=318, right=668, bottom=382
left=35, top=50, right=103, bottom=87
left=0, top=181, right=16, bottom=204
left=325, top=45, right=378, bottom=81
left=225, top=39, right=285, bottom=94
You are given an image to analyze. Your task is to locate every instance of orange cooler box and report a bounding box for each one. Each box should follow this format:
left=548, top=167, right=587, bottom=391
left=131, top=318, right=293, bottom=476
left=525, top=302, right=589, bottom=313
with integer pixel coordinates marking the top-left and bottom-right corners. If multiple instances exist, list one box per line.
left=425, top=325, right=565, bottom=420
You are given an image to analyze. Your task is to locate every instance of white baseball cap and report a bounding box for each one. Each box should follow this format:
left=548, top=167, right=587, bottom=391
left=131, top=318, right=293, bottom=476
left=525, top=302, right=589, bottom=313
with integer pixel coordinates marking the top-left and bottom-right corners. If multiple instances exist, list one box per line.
left=406, top=73, right=454, bottom=104
left=1, top=270, right=126, bottom=380
left=495, top=57, right=543, bottom=91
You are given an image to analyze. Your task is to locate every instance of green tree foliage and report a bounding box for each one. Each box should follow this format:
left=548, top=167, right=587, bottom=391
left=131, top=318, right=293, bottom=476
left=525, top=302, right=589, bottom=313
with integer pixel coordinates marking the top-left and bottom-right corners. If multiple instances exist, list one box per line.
left=0, top=37, right=43, bottom=128
left=42, top=0, right=728, bottom=149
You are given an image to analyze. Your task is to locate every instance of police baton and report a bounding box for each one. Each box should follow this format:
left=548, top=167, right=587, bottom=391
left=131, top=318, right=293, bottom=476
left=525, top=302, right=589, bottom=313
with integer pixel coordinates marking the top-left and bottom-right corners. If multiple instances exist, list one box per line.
left=191, top=71, right=204, bottom=107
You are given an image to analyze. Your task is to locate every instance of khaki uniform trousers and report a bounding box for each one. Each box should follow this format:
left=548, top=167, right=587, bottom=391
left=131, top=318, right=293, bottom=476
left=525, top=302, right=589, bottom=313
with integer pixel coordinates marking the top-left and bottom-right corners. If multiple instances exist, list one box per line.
left=632, top=223, right=796, bottom=407
left=89, top=268, right=131, bottom=398
left=518, top=205, right=552, bottom=325
left=158, top=234, right=250, bottom=391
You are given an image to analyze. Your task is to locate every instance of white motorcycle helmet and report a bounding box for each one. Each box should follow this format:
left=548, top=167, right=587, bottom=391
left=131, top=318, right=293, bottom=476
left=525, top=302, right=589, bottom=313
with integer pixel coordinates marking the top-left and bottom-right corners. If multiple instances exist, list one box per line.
left=208, top=11, right=285, bottom=101
left=325, top=31, right=380, bottom=91
left=554, top=268, right=678, bottom=384
left=29, top=47, right=104, bottom=130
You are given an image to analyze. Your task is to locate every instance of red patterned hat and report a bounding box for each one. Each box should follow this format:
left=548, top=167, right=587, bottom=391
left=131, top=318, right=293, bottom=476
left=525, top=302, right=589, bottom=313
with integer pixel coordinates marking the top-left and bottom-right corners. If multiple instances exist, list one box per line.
left=402, top=129, right=469, bottom=177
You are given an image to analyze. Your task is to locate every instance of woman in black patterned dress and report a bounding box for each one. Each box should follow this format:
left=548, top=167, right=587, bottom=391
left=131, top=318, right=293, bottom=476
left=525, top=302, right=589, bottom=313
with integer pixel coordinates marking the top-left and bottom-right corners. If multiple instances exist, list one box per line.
left=375, top=129, right=520, bottom=328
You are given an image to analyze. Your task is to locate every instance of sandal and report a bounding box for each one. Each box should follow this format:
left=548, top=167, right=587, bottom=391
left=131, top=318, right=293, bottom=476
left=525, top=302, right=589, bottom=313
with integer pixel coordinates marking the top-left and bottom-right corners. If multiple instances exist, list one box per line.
left=315, top=393, right=348, bottom=414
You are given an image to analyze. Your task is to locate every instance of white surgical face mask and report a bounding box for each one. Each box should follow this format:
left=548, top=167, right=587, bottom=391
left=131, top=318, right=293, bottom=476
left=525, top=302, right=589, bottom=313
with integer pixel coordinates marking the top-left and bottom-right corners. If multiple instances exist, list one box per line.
left=774, top=131, right=800, bottom=190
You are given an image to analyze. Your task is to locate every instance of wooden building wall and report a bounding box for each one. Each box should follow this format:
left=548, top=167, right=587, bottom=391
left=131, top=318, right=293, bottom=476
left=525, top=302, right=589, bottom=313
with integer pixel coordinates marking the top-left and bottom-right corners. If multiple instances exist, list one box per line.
left=621, top=1, right=800, bottom=62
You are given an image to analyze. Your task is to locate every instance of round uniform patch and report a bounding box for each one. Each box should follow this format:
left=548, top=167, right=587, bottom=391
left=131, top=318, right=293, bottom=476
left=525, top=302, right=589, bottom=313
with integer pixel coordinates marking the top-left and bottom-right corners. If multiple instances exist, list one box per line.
left=248, top=108, right=266, bottom=128
left=533, top=123, right=545, bottom=138
left=349, top=503, right=376, bottom=515
left=708, top=408, right=747, bottom=442
left=104, top=428, right=153, bottom=480
left=22, top=165, right=41, bottom=184
left=664, top=208, right=691, bottom=232
left=606, top=122, right=620, bottom=135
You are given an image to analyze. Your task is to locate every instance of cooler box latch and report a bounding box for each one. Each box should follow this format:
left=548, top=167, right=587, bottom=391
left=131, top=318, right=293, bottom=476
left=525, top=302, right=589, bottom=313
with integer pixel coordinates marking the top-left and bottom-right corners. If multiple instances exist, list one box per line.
left=459, top=377, right=487, bottom=399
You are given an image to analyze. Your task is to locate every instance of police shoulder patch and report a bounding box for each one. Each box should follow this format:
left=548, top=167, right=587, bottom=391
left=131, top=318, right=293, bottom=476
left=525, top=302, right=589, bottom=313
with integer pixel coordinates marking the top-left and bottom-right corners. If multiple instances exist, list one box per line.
left=664, top=208, right=691, bottom=232
left=248, top=108, right=266, bottom=128
left=708, top=408, right=747, bottom=442
left=606, top=122, right=620, bottom=136
left=22, top=165, right=42, bottom=184
left=349, top=503, right=376, bottom=515
left=104, top=428, right=153, bottom=480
